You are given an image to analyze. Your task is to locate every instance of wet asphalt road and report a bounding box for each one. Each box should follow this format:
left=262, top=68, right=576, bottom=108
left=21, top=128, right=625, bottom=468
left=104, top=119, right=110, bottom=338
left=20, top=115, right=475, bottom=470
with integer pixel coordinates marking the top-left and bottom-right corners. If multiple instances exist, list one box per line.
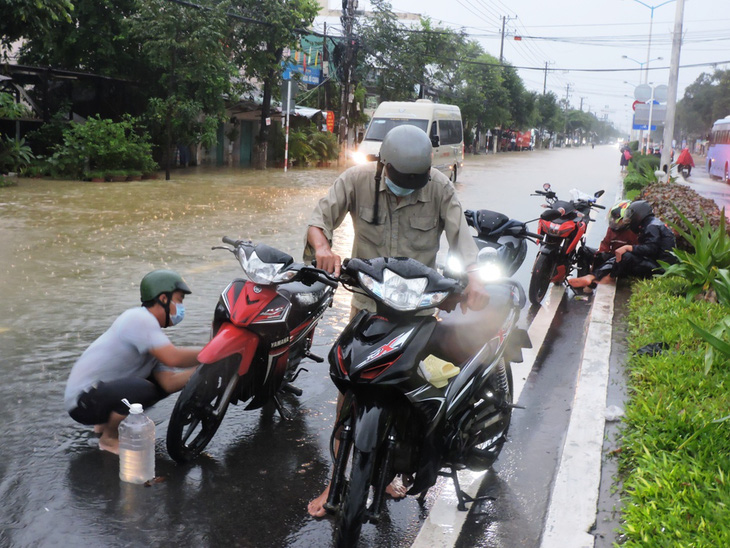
left=0, top=144, right=623, bottom=547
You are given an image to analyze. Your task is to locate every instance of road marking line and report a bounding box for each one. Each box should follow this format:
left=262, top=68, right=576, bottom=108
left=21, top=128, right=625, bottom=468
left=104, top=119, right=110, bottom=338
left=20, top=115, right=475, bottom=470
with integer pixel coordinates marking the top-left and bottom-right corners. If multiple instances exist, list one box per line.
left=540, top=283, right=615, bottom=548
left=412, top=284, right=566, bottom=548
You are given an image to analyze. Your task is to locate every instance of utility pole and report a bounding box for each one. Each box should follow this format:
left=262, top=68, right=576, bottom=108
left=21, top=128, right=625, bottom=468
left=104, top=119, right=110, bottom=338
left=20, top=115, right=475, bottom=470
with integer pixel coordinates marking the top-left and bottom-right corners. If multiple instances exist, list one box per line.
left=660, top=0, right=685, bottom=173
left=543, top=61, right=553, bottom=94
left=322, top=22, right=329, bottom=112
left=339, top=0, right=357, bottom=162
left=563, top=83, right=572, bottom=145
left=580, top=96, right=587, bottom=112
left=499, top=16, right=516, bottom=64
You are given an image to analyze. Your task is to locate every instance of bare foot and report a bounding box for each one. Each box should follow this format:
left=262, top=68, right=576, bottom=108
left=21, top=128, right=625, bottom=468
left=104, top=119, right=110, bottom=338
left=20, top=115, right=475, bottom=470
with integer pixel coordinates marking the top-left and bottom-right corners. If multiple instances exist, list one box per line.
left=567, top=275, right=596, bottom=289
left=98, top=434, right=120, bottom=455
left=93, top=424, right=103, bottom=436
left=385, top=476, right=408, bottom=499
left=308, top=484, right=330, bottom=518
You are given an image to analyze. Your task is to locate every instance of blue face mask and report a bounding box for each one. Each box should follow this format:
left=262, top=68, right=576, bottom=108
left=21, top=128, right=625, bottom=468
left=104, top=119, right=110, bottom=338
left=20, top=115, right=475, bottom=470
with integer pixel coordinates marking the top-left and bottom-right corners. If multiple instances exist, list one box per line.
left=170, top=301, right=185, bottom=326
left=385, top=177, right=415, bottom=197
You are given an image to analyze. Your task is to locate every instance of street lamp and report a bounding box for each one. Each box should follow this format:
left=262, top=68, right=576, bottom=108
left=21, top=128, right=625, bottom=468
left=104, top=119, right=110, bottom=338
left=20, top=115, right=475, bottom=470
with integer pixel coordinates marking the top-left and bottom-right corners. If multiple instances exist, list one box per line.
left=622, top=55, right=663, bottom=85
left=625, top=0, right=675, bottom=82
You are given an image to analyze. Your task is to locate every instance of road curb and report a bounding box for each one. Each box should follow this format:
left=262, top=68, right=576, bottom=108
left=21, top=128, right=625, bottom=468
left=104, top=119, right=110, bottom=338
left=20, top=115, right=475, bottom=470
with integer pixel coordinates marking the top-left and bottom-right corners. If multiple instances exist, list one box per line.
left=539, top=283, right=616, bottom=548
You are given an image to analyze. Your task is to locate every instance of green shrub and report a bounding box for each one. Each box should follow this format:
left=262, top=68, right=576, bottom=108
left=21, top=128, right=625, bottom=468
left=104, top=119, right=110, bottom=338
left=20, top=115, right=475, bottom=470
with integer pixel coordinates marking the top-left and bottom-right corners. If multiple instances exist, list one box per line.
left=0, top=137, right=35, bottom=173
left=309, top=130, right=339, bottom=162
left=0, top=175, right=17, bottom=188
left=52, top=115, right=155, bottom=178
left=660, top=207, right=730, bottom=306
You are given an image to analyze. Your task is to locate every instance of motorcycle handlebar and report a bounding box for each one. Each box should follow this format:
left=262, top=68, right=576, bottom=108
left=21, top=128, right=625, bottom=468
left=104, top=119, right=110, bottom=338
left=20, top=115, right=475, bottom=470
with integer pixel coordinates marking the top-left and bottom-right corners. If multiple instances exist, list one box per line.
left=300, top=264, right=339, bottom=288
left=222, top=236, right=238, bottom=246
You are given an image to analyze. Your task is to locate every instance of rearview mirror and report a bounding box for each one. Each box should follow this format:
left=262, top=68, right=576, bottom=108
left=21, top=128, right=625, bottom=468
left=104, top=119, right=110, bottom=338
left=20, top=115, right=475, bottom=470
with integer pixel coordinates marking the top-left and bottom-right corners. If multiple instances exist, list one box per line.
left=594, top=190, right=605, bottom=198
left=430, top=135, right=440, bottom=147
left=542, top=183, right=551, bottom=191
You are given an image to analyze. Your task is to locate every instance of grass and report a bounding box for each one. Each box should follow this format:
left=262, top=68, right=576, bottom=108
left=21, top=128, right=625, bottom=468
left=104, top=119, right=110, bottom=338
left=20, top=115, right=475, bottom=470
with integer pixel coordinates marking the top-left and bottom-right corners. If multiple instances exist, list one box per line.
left=619, top=276, right=730, bottom=545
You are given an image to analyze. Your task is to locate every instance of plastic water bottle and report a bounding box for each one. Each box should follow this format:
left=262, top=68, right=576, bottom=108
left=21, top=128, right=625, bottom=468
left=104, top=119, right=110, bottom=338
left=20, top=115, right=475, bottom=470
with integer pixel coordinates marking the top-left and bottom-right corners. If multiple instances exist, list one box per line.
left=118, top=403, right=155, bottom=484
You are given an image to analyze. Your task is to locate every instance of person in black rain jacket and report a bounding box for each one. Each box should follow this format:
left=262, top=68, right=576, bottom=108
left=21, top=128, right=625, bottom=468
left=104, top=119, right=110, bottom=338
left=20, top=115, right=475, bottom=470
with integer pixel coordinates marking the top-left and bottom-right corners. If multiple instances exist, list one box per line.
left=568, top=200, right=676, bottom=287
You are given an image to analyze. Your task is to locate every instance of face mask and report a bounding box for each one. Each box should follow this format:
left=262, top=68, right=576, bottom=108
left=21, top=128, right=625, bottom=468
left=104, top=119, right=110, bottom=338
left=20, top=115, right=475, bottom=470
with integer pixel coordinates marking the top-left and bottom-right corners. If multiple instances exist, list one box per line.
left=170, top=302, right=185, bottom=326
left=385, top=177, right=415, bottom=197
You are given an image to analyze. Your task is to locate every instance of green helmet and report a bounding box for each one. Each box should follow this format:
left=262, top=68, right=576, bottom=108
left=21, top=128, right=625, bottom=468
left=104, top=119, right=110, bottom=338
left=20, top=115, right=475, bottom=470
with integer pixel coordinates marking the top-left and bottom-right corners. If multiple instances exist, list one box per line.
left=140, top=269, right=192, bottom=302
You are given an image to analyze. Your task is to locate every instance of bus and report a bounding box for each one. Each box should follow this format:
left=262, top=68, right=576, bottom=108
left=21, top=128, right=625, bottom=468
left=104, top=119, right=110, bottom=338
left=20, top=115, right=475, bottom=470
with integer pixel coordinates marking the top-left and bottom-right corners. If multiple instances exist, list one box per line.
left=707, top=115, right=730, bottom=182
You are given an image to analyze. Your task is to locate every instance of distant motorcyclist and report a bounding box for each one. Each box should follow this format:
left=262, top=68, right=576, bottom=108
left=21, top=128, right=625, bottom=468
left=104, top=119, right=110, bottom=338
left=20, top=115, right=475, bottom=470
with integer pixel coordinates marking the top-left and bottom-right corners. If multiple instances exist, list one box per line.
left=677, top=147, right=695, bottom=176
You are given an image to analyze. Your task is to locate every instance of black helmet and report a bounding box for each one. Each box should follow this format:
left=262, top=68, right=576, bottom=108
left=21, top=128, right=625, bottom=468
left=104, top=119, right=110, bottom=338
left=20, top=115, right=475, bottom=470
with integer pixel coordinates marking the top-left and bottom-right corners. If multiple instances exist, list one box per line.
left=625, top=200, right=653, bottom=231
left=380, top=125, right=432, bottom=190
left=140, top=269, right=192, bottom=302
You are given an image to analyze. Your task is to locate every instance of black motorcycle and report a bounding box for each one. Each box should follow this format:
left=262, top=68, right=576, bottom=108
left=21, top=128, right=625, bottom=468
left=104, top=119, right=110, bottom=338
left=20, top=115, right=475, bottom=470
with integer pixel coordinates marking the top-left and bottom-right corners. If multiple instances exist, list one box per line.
left=323, top=255, right=531, bottom=547
left=465, top=208, right=541, bottom=277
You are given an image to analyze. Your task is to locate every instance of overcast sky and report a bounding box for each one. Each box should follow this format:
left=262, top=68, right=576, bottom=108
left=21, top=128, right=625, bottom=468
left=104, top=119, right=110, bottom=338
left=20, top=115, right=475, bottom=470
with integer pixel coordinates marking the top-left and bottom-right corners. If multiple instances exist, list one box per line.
left=314, top=0, right=730, bottom=133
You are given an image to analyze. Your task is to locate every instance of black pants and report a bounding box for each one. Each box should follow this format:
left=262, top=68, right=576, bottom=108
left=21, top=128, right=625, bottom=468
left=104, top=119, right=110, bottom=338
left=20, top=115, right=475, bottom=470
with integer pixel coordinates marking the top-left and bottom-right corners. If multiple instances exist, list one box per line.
left=69, top=377, right=167, bottom=425
left=593, top=252, right=660, bottom=281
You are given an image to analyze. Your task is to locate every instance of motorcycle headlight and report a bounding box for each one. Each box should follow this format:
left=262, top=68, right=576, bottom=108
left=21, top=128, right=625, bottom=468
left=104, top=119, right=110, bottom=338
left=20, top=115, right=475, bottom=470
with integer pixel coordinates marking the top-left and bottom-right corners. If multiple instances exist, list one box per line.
left=358, top=269, right=449, bottom=311
left=476, top=247, right=503, bottom=282
left=238, top=250, right=294, bottom=284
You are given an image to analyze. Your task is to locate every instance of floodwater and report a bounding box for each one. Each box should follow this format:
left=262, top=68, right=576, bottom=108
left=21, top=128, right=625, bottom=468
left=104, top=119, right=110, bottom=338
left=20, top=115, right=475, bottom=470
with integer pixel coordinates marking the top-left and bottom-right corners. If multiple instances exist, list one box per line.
left=0, top=146, right=622, bottom=547
left=0, top=166, right=361, bottom=547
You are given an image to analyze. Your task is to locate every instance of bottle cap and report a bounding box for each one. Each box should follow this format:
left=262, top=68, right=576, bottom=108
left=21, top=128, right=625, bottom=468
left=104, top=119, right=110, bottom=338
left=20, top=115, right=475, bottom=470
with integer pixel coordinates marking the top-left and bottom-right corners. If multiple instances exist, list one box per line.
left=129, top=403, right=144, bottom=414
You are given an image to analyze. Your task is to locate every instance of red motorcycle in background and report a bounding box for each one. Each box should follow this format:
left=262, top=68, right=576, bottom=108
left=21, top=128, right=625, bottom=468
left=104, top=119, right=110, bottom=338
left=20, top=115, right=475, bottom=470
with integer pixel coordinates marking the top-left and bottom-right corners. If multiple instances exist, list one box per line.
left=528, top=184, right=605, bottom=306
left=166, top=237, right=337, bottom=463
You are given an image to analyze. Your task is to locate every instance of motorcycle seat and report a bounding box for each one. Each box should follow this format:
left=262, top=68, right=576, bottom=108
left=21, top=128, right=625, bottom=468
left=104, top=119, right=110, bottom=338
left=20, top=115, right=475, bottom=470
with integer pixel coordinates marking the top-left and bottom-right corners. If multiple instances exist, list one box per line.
left=473, top=209, right=509, bottom=235
left=278, top=280, right=331, bottom=314
left=429, top=285, right=513, bottom=366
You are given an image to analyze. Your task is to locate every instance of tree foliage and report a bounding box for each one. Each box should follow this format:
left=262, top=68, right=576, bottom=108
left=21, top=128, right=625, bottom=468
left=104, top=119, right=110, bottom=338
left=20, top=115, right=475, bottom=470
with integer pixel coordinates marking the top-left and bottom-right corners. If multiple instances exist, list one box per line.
left=0, top=0, right=73, bottom=53
left=18, top=0, right=141, bottom=78
left=676, top=69, right=730, bottom=138
left=128, top=0, right=235, bottom=176
left=227, top=0, right=319, bottom=166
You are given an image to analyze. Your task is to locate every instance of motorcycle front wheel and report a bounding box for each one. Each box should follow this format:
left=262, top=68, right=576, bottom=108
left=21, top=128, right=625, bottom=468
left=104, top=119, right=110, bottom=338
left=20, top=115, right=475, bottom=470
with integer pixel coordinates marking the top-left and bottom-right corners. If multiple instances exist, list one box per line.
left=166, top=357, right=239, bottom=463
left=529, top=253, right=556, bottom=306
left=334, top=448, right=375, bottom=548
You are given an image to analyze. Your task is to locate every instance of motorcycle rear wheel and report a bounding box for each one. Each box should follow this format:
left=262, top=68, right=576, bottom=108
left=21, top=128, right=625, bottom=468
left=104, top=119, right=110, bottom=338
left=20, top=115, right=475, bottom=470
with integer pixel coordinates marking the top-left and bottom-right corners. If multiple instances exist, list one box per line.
left=166, top=357, right=238, bottom=463
left=466, top=359, right=513, bottom=471
left=529, top=253, right=555, bottom=306
left=334, top=448, right=375, bottom=548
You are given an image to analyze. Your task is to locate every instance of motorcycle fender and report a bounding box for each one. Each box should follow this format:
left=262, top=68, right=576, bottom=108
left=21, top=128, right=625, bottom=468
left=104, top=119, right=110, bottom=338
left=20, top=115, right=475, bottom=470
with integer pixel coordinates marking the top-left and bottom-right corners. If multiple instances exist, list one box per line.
left=197, top=323, right=259, bottom=376
left=537, top=244, right=558, bottom=258
left=505, top=328, right=532, bottom=363
left=353, top=401, right=390, bottom=453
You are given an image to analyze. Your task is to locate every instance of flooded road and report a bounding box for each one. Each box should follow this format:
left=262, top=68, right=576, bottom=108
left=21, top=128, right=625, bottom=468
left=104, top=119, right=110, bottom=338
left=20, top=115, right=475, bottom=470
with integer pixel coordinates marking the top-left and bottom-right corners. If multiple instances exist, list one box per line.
left=0, top=145, right=622, bottom=547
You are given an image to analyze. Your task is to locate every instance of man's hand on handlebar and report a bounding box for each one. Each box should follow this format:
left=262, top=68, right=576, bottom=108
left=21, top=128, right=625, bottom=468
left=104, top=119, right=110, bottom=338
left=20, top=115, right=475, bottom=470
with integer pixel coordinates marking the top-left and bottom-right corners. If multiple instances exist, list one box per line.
left=463, top=271, right=489, bottom=313
left=307, top=226, right=342, bottom=277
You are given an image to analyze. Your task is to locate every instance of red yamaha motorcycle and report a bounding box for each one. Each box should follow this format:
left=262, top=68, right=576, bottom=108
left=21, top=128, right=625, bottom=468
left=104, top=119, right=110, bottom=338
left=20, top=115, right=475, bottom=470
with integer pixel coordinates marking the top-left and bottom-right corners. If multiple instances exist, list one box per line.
left=166, top=238, right=337, bottom=463
left=528, top=184, right=605, bottom=306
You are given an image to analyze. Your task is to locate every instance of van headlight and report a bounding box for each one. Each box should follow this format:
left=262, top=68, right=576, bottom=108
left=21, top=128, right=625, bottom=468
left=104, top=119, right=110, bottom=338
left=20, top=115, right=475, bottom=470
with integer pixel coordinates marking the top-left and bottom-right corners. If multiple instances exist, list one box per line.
left=358, top=269, right=449, bottom=311
left=238, top=250, right=295, bottom=285
left=352, top=151, right=368, bottom=165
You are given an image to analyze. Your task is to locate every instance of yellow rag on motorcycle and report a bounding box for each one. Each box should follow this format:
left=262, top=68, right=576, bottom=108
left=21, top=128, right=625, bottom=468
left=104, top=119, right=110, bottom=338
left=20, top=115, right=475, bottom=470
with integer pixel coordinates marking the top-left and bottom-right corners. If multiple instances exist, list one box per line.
left=418, top=355, right=460, bottom=388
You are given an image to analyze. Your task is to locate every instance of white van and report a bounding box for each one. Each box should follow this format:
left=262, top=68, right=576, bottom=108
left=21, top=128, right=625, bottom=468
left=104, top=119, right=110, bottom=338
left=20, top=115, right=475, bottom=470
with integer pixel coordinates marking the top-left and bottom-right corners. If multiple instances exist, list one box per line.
left=353, top=99, right=465, bottom=182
